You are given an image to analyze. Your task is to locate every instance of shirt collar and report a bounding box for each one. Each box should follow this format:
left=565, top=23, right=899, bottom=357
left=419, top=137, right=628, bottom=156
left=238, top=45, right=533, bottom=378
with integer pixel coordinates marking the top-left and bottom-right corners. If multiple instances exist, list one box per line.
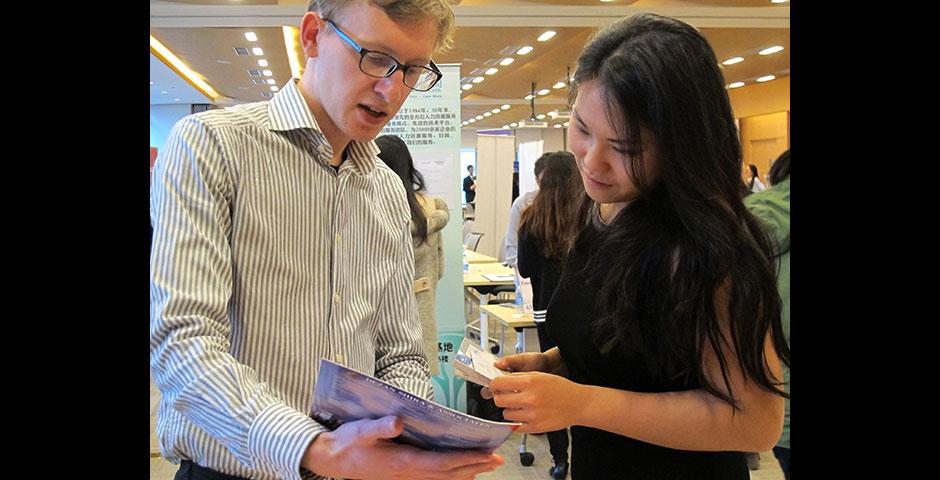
left=267, top=79, right=379, bottom=175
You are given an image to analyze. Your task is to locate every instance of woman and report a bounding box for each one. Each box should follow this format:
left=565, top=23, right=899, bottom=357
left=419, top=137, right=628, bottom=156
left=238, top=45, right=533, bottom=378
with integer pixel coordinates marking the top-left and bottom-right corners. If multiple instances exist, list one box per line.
left=376, top=134, right=449, bottom=376
left=747, top=164, right=767, bottom=193
left=515, top=151, right=586, bottom=479
left=487, top=13, right=790, bottom=479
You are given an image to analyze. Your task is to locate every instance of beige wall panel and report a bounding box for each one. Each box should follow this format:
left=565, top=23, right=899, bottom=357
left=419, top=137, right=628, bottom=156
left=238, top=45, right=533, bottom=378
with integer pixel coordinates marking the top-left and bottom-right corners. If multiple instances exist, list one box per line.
left=474, top=135, right=515, bottom=257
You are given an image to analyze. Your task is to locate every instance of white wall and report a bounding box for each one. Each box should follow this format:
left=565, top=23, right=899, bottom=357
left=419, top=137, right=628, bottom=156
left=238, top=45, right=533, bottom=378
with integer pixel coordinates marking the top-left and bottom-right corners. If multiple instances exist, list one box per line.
left=150, top=104, right=192, bottom=148
left=513, top=127, right=567, bottom=194
left=473, top=134, right=515, bottom=257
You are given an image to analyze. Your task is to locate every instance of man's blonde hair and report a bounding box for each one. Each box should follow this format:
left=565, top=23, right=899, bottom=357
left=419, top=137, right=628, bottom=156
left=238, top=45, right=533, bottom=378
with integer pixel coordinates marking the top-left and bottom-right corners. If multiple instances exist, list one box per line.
left=309, top=0, right=456, bottom=53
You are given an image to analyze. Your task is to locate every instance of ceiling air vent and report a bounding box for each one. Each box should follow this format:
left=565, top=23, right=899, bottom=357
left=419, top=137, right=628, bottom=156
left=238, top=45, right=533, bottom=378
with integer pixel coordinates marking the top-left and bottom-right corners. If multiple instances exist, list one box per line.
left=233, top=47, right=250, bottom=56
left=261, top=92, right=274, bottom=98
left=247, top=69, right=262, bottom=77
left=251, top=78, right=267, bottom=85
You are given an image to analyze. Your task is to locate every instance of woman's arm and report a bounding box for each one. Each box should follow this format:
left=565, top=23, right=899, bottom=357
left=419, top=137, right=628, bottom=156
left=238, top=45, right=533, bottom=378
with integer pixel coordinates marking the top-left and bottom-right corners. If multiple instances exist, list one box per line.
left=490, top=285, right=784, bottom=452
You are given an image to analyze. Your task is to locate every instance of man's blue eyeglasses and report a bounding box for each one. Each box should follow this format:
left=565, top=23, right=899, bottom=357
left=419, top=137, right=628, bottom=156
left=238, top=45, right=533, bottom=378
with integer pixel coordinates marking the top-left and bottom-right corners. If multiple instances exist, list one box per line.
left=324, top=19, right=442, bottom=92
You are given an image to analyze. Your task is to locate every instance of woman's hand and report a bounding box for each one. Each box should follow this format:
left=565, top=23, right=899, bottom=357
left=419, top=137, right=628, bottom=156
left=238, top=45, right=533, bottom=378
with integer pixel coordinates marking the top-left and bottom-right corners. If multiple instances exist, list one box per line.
left=480, top=348, right=567, bottom=399
left=488, top=372, right=589, bottom=433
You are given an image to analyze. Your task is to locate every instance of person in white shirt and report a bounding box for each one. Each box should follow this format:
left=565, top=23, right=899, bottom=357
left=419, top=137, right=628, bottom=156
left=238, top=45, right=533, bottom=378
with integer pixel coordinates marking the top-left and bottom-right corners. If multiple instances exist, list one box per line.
left=747, top=163, right=766, bottom=193
left=150, top=2, right=503, bottom=479
left=501, top=153, right=549, bottom=266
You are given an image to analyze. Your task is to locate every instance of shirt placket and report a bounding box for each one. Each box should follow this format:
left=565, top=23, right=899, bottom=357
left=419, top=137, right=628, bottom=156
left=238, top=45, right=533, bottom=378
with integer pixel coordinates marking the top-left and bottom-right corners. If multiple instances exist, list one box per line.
left=328, top=163, right=347, bottom=366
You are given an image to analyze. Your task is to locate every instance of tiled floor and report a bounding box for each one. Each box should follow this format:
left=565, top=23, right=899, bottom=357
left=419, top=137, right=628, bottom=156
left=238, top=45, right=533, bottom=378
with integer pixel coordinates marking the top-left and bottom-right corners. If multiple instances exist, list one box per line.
left=151, top=431, right=783, bottom=480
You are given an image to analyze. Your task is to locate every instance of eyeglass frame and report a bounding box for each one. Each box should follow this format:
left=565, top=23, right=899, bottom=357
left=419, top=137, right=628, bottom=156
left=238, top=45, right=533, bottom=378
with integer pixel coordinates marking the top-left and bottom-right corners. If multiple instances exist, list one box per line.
left=323, top=19, right=442, bottom=92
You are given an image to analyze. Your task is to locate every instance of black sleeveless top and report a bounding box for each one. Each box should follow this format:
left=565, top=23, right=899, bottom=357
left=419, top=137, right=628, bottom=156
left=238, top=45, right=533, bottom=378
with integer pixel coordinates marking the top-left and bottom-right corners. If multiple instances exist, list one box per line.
left=545, top=209, right=748, bottom=480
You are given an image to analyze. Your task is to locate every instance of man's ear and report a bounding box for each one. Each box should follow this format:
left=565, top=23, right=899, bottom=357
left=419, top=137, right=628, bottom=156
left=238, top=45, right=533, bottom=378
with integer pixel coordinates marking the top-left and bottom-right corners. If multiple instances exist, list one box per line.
left=300, top=11, right=324, bottom=58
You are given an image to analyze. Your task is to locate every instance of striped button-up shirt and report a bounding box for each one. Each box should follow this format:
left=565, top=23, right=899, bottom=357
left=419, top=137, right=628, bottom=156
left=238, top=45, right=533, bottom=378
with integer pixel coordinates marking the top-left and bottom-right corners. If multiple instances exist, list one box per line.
left=150, top=79, right=432, bottom=480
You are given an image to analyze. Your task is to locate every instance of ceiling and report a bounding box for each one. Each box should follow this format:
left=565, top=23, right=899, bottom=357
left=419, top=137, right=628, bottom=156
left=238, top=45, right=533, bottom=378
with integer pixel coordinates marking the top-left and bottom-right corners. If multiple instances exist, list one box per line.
left=150, top=0, right=789, bottom=130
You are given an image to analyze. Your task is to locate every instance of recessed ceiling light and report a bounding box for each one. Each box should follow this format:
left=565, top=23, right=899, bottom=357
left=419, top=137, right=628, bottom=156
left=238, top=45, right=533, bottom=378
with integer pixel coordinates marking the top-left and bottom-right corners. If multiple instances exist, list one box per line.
left=759, top=46, right=784, bottom=55
left=536, top=114, right=546, bottom=120
left=472, top=76, right=484, bottom=83
left=258, top=59, right=268, bottom=67
left=516, top=46, right=533, bottom=55
left=252, top=47, right=264, bottom=56
left=263, top=69, right=273, bottom=77
left=161, top=91, right=168, bottom=94
left=485, top=68, right=499, bottom=75
left=245, top=32, right=258, bottom=42
left=462, top=84, right=473, bottom=90
left=771, top=0, right=788, bottom=3
left=501, top=104, right=511, bottom=110
left=510, top=123, right=518, bottom=127
left=524, top=94, right=534, bottom=100
left=554, top=124, right=563, bottom=128
left=722, top=57, right=744, bottom=65
left=475, top=115, right=484, bottom=120
left=174, top=98, right=180, bottom=102
left=537, top=89, right=550, bottom=95
left=552, top=81, right=566, bottom=89
left=563, top=121, right=569, bottom=127
left=483, top=112, right=492, bottom=117
left=502, top=125, right=509, bottom=129
left=756, top=75, right=776, bottom=83
left=266, top=78, right=276, bottom=85
left=492, top=108, right=501, bottom=113
left=499, top=57, right=515, bottom=66
left=728, top=82, right=745, bottom=89
left=270, top=86, right=279, bottom=92
left=537, top=31, right=556, bottom=42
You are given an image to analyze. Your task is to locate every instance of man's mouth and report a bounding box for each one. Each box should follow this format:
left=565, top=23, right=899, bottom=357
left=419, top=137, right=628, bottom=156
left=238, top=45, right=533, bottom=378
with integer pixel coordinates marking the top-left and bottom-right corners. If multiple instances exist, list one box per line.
left=360, top=104, right=387, bottom=118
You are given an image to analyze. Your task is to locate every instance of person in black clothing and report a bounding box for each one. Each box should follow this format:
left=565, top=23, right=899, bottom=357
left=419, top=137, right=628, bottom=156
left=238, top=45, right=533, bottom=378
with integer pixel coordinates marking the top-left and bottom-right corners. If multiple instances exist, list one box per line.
left=485, top=13, right=790, bottom=479
left=515, top=151, right=586, bottom=479
left=463, top=165, right=476, bottom=206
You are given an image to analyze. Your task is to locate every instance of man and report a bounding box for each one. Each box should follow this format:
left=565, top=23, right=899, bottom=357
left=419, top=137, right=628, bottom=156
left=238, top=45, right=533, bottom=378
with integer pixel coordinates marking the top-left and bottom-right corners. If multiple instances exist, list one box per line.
left=501, top=153, right=548, bottom=266
left=463, top=164, right=476, bottom=206
left=150, top=2, right=503, bottom=480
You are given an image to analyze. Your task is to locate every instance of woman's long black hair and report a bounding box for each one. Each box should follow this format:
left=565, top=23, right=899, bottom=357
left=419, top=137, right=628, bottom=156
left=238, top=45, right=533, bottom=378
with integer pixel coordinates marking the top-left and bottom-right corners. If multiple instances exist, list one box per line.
left=748, top=164, right=760, bottom=191
left=375, top=134, right=429, bottom=243
left=570, top=13, right=789, bottom=409
left=519, top=151, right=586, bottom=260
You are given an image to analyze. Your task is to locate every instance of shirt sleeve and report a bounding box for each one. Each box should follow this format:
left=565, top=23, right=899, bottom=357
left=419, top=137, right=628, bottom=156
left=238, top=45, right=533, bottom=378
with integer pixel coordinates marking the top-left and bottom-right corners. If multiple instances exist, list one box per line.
left=150, top=115, right=325, bottom=480
left=516, top=224, right=541, bottom=281
left=373, top=209, right=434, bottom=399
left=503, top=196, right=525, bottom=266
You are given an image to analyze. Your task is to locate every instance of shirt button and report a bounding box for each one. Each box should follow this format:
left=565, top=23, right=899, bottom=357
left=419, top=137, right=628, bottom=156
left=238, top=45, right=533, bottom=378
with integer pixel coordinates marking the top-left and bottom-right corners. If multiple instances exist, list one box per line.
left=334, top=354, right=345, bottom=364
left=333, top=293, right=341, bottom=304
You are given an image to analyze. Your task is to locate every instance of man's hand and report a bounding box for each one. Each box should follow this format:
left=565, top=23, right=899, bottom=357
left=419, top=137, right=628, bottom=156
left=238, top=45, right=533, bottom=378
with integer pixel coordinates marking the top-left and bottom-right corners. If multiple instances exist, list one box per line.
left=302, top=416, right=504, bottom=480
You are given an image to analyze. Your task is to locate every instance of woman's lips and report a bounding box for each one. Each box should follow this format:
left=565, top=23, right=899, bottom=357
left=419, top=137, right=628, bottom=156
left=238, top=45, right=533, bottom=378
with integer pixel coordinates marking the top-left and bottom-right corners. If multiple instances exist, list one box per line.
left=585, top=174, right=610, bottom=188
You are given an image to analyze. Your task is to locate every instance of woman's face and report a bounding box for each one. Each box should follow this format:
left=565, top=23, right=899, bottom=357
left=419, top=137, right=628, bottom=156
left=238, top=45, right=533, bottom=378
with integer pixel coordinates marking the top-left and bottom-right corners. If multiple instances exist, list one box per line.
left=567, top=80, right=658, bottom=213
